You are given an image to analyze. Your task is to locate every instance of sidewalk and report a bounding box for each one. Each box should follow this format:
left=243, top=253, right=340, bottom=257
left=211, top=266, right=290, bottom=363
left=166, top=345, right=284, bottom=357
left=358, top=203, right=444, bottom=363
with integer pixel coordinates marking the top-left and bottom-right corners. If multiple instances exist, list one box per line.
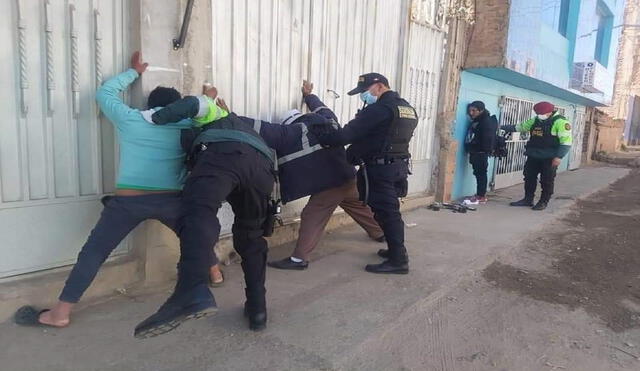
left=0, top=166, right=629, bottom=371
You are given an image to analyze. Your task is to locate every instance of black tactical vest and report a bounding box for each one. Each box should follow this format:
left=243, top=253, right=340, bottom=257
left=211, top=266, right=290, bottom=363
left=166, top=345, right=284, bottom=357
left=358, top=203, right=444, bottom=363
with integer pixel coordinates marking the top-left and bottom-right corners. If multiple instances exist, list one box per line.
left=378, top=97, right=419, bottom=158
left=527, top=115, right=563, bottom=149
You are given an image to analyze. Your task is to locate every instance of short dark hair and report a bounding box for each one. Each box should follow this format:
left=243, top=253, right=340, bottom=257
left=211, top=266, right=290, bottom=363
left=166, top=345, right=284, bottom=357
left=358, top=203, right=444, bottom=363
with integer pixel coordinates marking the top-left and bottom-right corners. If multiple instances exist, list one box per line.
left=147, top=86, right=181, bottom=108
left=468, top=100, right=486, bottom=111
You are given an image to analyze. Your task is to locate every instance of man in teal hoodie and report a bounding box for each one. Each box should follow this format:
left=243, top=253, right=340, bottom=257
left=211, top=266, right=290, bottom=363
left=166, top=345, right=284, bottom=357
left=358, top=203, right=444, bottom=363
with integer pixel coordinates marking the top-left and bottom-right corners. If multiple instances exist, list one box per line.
left=14, top=52, right=225, bottom=329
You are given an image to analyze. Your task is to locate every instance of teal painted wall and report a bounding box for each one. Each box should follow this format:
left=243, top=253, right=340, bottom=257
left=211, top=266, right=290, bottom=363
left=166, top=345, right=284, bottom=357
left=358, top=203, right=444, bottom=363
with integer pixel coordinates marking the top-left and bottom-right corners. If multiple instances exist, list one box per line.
left=452, top=71, right=586, bottom=200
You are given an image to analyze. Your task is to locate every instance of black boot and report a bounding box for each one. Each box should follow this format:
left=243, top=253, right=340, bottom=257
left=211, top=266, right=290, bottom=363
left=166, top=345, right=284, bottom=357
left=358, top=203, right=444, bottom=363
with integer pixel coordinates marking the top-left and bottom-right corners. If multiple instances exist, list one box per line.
left=134, top=283, right=217, bottom=339
left=509, top=197, right=534, bottom=207
left=532, top=199, right=548, bottom=210
left=377, top=249, right=389, bottom=259
left=244, top=289, right=267, bottom=331
left=365, top=260, right=409, bottom=274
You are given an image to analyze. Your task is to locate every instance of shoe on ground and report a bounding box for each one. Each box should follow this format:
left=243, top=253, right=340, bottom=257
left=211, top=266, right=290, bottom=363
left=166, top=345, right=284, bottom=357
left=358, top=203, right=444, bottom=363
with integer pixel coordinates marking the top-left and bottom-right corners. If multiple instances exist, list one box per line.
left=509, top=198, right=534, bottom=207
left=463, top=198, right=479, bottom=206
left=134, top=283, right=217, bottom=339
left=267, top=257, right=308, bottom=270
left=377, top=249, right=390, bottom=259
left=532, top=200, right=548, bottom=210
left=470, top=195, right=488, bottom=204
left=243, top=303, right=267, bottom=332
left=365, top=260, right=409, bottom=274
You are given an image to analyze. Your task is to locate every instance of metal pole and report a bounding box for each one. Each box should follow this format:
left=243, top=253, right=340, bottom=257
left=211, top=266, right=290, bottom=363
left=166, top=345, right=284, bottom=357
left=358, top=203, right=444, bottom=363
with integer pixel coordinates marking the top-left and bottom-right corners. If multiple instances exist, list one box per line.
left=173, top=0, right=196, bottom=50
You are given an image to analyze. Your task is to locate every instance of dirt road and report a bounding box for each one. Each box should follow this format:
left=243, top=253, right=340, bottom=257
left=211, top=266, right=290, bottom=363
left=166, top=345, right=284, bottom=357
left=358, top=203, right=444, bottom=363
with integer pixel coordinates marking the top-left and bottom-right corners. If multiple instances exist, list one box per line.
left=447, top=170, right=640, bottom=370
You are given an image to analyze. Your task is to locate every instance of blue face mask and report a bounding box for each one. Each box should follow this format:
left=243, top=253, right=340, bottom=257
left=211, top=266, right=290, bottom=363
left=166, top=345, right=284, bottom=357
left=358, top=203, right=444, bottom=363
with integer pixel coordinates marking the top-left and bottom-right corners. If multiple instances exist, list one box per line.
left=360, top=90, right=378, bottom=105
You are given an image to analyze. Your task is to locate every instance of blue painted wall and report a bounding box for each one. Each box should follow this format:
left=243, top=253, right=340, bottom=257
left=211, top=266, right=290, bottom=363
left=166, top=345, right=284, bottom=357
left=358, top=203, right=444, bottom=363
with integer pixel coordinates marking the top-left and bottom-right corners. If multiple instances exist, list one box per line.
left=452, top=71, right=586, bottom=200
left=505, top=0, right=625, bottom=105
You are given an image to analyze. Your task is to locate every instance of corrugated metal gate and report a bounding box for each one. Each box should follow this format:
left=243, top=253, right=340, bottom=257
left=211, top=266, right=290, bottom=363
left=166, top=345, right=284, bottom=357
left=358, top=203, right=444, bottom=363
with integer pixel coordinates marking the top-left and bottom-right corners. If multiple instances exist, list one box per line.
left=0, top=0, right=127, bottom=278
left=210, top=0, right=447, bottom=206
left=403, top=0, right=447, bottom=194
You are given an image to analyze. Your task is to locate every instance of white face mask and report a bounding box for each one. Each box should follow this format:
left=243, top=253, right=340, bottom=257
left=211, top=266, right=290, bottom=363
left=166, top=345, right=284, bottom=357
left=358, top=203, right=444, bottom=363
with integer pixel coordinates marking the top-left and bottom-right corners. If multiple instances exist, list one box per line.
left=537, top=113, right=550, bottom=120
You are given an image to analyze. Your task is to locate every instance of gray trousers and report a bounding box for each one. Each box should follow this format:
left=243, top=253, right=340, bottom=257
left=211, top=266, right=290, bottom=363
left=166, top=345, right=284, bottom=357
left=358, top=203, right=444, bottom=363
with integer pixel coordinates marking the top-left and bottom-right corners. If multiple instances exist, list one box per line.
left=59, top=192, right=217, bottom=303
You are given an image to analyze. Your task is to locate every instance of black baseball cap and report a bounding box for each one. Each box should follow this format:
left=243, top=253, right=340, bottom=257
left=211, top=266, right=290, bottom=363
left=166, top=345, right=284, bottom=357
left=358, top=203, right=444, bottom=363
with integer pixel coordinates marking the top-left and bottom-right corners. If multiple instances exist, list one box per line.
left=347, top=73, right=390, bottom=95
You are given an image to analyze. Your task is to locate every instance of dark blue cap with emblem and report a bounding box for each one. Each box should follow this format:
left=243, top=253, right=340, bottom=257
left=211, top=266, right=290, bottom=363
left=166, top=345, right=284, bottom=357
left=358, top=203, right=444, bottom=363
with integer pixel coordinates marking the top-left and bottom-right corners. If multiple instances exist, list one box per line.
left=347, top=73, right=390, bottom=95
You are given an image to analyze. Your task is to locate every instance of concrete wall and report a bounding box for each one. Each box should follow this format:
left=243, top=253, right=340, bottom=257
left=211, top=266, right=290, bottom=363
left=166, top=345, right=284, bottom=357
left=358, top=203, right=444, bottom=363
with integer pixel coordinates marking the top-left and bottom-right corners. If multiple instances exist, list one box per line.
left=452, top=71, right=585, bottom=200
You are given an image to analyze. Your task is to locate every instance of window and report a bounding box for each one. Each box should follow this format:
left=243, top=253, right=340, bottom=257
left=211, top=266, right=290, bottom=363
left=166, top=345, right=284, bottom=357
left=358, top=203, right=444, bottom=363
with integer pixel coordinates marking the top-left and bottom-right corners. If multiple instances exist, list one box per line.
left=541, top=0, right=570, bottom=36
left=594, top=2, right=614, bottom=67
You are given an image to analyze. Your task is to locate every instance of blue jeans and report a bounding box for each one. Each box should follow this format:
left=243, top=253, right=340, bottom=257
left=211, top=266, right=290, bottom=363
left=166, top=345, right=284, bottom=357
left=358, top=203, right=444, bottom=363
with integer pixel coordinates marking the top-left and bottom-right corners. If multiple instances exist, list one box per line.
left=59, top=193, right=217, bottom=303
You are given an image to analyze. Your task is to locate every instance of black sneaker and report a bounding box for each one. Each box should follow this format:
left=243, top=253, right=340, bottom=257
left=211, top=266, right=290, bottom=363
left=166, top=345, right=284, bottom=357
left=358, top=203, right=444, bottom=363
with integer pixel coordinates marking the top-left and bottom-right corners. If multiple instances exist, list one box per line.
left=134, top=283, right=217, bottom=339
left=532, top=200, right=548, bottom=210
left=509, top=198, right=534, bottom=207
left=267, top=257, right=308, bottom=270
left=377, top=249, right=390, bottom=259
left=365, top=260, right=409, bottom=274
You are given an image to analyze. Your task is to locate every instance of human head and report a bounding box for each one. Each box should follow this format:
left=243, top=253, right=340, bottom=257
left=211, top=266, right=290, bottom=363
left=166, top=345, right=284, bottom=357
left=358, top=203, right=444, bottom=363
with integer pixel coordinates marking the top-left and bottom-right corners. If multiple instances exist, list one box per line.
left=147, top=86, right=181, bottom=109
left=467, top=101, right=486, bottom=120
left=280, top=109, right=304, bottom=125
left=533, top=101, right=555, bottom=120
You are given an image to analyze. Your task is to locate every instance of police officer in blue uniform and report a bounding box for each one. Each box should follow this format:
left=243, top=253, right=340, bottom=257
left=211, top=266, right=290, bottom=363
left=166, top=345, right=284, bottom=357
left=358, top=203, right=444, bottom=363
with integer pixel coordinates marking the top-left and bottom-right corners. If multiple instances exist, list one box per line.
left=312, top=73, right=418, bottom=274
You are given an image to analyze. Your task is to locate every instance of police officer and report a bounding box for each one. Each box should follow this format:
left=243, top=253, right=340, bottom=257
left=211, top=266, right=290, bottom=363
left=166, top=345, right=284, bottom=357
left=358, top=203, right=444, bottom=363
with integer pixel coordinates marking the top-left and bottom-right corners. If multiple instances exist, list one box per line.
left=312, top=73, right=418, bottom=274
left=502, top=101, right=572, bottom=210
left=134, top=88, right=275, bottom=336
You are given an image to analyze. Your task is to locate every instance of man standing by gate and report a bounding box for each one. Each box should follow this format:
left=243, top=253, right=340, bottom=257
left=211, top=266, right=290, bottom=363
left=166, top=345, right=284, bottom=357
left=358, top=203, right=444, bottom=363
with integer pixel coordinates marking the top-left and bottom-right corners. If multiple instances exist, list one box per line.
left=502, top=101, right=572, bottom=210
left=312, top=73, right=418, bottom=274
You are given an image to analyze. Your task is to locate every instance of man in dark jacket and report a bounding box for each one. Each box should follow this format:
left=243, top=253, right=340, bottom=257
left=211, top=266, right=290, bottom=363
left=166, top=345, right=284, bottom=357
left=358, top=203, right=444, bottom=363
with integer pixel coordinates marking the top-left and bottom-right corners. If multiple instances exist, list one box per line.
left=465, top=101, right=497, bottom=204
left=265, top=81, right=384, bottom=271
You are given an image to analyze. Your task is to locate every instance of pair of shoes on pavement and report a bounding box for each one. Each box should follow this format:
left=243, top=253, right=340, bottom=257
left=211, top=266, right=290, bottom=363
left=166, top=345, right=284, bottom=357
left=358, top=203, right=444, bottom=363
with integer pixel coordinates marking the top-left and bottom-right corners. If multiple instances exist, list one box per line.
left=268, top=234, right=387, bottom=271
left=509, top=198, right=548, bottom=210
left=463, top=195, right=488, bottom=205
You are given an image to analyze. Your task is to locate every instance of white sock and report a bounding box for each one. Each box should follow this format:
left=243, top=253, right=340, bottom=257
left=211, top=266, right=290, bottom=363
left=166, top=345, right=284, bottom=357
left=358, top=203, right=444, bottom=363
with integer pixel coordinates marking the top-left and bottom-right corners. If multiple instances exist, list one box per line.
left=290, top=256, right=303, bottom=263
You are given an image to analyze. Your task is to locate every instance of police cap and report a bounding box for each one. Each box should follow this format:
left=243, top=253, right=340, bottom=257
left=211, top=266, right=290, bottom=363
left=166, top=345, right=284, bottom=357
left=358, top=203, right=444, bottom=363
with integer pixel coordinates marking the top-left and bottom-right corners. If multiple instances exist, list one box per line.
left=347, top=73, right=390, bottom=95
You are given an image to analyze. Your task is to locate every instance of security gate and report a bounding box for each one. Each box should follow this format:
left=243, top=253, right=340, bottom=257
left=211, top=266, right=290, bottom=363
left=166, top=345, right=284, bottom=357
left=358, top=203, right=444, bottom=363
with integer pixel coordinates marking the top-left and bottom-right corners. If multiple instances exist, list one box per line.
left=0, top=0, right=128, bottom=278
left=494, top=97, right=534, bottom=189
left=569, top=110, right=586, bottom=169
left=403, top=0, right=447, bottom=194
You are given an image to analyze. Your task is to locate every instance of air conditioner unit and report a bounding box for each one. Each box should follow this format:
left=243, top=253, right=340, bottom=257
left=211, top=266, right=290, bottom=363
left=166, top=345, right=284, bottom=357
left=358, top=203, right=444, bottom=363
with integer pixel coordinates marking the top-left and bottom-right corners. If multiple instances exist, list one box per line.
left=570, top=61, right=607, bottom=94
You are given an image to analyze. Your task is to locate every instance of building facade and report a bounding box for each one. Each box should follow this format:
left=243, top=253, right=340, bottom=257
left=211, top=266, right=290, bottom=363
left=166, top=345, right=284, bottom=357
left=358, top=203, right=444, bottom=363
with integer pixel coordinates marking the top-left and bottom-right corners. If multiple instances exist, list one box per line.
left=451, top=0, right=625, bottom=199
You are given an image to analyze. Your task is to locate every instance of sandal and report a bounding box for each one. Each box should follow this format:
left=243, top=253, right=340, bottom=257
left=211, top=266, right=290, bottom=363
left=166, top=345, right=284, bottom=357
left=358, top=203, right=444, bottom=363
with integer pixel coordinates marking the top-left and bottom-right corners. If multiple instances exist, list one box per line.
left=14, top=306, right=67, bottom=328
left=209, top=270, right=225, bottom=288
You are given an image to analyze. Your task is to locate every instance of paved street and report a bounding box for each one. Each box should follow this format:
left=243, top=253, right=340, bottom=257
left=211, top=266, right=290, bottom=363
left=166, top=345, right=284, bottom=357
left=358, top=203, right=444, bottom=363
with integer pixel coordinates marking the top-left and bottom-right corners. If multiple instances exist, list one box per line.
left=1, top=166, right=636, bottom=371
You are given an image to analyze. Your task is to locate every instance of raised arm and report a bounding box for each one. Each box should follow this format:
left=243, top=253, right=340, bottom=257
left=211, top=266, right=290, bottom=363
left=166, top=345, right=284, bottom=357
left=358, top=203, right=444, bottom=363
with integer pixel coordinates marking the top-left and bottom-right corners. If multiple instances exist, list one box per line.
left=301, top=80, right=339, bottom=122
left=150, top=88, right=228, bottom=126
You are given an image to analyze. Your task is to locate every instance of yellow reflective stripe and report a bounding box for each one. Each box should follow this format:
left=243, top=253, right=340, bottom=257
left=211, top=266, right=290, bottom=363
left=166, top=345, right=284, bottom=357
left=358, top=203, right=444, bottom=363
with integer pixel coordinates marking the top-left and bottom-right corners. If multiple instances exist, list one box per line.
left=194, top=96, right=229, bottom=125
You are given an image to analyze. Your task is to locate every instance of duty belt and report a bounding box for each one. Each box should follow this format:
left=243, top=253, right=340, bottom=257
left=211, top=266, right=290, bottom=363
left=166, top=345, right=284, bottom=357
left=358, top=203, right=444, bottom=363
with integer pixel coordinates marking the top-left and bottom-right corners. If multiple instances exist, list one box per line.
left=364, top=157, right=409, bottom=165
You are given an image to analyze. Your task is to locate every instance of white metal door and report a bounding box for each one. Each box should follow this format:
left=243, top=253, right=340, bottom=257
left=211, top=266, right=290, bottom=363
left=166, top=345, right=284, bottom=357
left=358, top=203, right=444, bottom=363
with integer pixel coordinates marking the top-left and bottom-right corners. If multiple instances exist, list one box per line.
left=0, top=0, right=127, bottom=278
left=494, top=97, right=534, bottom=189
left=402, top=0, right=447, bottom=194
left=569, top=111, right=586, bottom=169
